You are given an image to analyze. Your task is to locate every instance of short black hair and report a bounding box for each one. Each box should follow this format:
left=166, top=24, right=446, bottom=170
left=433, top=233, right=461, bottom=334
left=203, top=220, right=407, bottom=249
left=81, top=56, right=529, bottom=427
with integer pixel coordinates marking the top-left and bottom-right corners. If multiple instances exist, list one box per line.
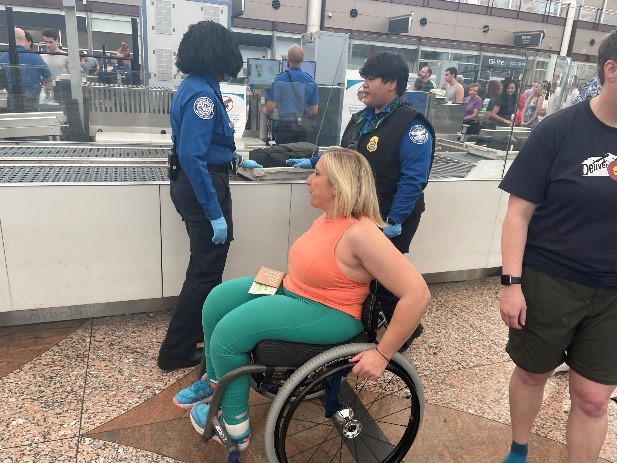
left=359, top=52, right=409, bottom=96
left=175, top=21, right=243, bottom=79
left=597, top=29, right=617, bottom=85
left=24, top=31, right=33, bottom=49
left=445, top=67, right=458, bottom=77
left=41, top=28, right=59, bottom=41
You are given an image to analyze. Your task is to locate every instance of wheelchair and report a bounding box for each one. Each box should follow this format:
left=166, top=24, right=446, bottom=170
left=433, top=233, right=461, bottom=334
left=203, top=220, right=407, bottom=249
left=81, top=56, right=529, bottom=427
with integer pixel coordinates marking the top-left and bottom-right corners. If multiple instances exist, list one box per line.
left=196, top=288, right=425, bottom=463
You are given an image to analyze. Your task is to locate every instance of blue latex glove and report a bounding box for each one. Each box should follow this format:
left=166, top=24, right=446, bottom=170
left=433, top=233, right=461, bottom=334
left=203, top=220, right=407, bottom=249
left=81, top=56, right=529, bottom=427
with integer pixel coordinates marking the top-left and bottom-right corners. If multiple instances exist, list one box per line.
left=240, top=159, right=263, bottom=169
left=383, top=223, right=402, bottom=239
left=210, top=216, right=228, bottom=245
left=286, top=158, right=313, bottom=169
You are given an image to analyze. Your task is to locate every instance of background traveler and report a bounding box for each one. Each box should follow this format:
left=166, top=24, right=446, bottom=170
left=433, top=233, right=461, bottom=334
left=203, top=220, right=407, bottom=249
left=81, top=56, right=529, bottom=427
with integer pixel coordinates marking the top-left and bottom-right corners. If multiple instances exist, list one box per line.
left=498, top=29, right=617, bottom=463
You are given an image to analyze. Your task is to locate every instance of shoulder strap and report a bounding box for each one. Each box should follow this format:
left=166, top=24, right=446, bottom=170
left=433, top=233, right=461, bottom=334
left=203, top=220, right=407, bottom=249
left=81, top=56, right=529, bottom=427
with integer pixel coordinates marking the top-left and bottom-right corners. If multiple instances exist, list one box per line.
left=285, top=70, right=304, bottom=111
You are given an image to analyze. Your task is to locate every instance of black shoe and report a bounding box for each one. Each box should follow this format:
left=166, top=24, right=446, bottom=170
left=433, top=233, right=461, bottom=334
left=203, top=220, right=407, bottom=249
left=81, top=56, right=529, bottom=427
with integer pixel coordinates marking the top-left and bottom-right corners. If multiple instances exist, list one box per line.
left=398, top=324, right=424, bottom=353
left=157, top=347, right=203, bottom=372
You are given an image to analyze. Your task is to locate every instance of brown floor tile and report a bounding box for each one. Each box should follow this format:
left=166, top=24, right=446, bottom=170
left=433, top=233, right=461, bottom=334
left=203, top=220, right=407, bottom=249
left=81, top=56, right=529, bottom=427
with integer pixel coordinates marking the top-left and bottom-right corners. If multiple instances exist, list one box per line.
left=408, top=403, right=611, bottom=463
left=87, top=389, right=272, bottom=463
left=77, top=437, right=182, bottom=462
left=0, top=319, right=88, bottom=377
left=87, top=370, right=199, bottom=434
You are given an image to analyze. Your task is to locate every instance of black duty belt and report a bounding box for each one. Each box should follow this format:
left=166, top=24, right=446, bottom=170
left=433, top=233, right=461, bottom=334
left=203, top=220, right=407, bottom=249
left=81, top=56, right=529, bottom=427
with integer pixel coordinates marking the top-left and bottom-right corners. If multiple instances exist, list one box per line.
left=207, top=163, right=230, bottom=174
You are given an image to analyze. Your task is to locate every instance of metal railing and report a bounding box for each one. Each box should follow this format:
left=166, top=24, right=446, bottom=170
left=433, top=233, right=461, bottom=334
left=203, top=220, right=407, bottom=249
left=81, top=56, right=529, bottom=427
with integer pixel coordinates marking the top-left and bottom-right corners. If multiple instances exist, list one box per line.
left=577, top=5, right=617, bottom=26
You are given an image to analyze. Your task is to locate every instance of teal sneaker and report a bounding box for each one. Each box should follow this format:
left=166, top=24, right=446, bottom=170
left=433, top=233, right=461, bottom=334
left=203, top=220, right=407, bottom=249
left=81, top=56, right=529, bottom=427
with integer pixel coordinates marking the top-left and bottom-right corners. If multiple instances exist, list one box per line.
left=190, top=403, right=250, bottom=451
left=173, top=375, right=216, bottom=410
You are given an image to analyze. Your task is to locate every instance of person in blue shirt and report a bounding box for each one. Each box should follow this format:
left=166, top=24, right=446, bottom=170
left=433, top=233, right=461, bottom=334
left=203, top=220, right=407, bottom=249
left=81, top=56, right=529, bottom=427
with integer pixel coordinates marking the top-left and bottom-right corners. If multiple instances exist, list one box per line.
left=262, top=44, right=319, bottom=144
left=0, top=28, right=51, bottom=112
left=288, top=51, right=435, bottom=347
left=157, top=21, right=244, bottom=371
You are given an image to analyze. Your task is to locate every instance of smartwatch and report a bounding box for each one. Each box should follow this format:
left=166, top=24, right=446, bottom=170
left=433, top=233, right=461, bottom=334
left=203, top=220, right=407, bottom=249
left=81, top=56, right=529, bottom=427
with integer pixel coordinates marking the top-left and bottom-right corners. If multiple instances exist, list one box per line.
left=501, top=275, right=522, bottom=285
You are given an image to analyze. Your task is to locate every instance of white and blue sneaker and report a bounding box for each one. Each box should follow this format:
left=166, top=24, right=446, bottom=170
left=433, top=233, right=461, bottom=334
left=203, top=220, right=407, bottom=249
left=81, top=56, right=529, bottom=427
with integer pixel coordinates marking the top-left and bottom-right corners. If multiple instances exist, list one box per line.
left=173, top=375, right=216, bottom=410
left=190, top=403, right=251, bottom=451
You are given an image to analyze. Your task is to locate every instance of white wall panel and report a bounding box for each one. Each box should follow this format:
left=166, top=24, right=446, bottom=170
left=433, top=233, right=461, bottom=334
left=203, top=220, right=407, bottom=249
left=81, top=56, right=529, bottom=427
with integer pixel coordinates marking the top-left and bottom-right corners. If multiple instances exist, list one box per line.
left=161, top=182, right=293, bottom=297
left=224, top=183, right=292, bottom=278
left=0, top=185, right=162, bottom=311
left=289, top=182, right=321, bottom=246
left=0, top=220, right=12, bottom=313
left=409, top=180, right=503, bottom=274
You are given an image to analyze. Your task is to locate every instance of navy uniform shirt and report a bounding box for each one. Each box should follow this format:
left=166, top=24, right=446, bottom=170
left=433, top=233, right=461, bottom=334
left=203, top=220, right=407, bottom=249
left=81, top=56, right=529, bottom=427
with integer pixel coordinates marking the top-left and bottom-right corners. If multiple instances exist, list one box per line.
left=170, top=74, right=235, bottom=220
left=266, top=67, right=318, bottom=118
left=0, top=45, right=51, bottom=94
left=357, top=100, right=433, bottom=224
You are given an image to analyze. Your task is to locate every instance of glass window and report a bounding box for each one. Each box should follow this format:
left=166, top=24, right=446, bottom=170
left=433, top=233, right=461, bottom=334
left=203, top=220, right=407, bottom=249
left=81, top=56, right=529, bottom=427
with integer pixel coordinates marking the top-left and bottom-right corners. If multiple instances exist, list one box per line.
left=350, top=42, right=417, bottom=70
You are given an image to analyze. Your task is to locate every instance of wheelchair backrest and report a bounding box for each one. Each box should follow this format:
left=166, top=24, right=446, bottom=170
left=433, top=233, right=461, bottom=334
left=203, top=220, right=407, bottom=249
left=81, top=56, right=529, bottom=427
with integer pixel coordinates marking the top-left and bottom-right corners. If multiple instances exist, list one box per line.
left=361, top=283, right=382, bottom=343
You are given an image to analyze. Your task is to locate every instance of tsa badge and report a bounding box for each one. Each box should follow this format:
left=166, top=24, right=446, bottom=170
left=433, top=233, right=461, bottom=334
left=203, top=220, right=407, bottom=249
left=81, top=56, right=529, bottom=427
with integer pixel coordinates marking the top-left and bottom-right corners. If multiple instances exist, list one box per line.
left=366, top=136, right=379, bottom=152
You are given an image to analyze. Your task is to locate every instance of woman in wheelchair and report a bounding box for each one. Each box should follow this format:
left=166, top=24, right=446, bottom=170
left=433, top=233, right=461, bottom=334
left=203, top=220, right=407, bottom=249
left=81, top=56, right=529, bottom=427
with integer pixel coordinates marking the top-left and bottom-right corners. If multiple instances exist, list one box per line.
left=173, top=147, right=431, bottom=452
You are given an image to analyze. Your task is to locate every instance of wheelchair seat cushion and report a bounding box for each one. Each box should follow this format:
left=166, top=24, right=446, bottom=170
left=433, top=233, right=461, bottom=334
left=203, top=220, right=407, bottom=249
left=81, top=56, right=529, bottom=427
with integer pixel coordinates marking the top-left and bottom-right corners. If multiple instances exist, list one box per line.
left=253, top=332, right=369, bottom=368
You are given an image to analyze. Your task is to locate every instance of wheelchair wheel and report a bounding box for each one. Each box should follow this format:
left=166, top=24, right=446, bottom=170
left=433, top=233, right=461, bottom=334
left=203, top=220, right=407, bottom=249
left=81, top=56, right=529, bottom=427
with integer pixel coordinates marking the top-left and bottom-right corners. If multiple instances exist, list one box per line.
left=264, top=343, right=424, bottom=463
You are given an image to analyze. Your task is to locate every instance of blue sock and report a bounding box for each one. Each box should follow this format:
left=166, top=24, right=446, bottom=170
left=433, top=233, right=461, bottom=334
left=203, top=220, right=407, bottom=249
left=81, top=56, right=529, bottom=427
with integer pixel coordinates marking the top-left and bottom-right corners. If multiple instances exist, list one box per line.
left=502, top=442, right=528, bottom=463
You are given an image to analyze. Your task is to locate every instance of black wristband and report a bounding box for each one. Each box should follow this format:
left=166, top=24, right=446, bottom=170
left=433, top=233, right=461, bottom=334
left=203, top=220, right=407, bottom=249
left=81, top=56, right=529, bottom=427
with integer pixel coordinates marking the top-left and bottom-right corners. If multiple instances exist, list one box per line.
left=501, top=275, right=522, bottom=285
left=375, top=347, right=389, bottom=362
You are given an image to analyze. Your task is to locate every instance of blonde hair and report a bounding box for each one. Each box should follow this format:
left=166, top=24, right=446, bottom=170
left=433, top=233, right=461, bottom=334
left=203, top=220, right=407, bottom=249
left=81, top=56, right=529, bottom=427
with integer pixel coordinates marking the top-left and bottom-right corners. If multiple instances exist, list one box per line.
left=117, top=42, right=130, bottom=58
left=320, top=147, right=384, bottom=227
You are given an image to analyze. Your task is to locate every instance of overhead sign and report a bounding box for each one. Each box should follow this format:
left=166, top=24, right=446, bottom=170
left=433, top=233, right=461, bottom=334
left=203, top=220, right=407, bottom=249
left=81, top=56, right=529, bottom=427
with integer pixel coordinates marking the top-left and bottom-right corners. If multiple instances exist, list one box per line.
left=388, top=15, right=412, bottom=34
left=514, top=30, right=544, bottom=47
left=481, top=55, right=527, bottom=69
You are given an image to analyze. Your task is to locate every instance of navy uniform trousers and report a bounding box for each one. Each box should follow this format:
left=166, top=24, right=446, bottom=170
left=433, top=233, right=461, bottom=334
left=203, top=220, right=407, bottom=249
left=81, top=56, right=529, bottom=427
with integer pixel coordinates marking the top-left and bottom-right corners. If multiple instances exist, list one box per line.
left=159, top=168, right=232, bottom=359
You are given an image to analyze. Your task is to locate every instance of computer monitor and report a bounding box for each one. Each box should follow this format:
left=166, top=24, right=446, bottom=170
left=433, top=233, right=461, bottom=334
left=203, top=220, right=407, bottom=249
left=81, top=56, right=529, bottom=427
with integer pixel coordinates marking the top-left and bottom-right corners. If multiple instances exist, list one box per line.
left=281, top=60, right=317, bottom=79
left=246, top=58, right=280, bottom=88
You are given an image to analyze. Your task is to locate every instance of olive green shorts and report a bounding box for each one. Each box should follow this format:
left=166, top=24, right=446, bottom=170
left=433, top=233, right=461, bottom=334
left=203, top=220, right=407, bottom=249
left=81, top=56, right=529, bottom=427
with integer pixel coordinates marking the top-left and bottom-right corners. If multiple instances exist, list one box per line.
left=506, top=266, right=617, bottom=385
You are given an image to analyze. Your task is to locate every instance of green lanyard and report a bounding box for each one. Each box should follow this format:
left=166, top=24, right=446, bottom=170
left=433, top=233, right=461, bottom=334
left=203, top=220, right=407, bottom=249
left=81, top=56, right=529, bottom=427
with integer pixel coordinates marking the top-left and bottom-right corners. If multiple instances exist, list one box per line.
left=349, top=98, right=401, bottom=149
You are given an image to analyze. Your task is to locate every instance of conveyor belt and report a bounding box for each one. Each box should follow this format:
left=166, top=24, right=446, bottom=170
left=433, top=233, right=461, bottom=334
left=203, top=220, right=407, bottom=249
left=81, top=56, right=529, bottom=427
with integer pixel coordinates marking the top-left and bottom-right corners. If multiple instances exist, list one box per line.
left=430, top=154, right=476, bottom=179
left=0, top=145, right=169, bottom=158
left=0, top=165, right=168, bottom=183
left=0, top=144, right=477, bottom=182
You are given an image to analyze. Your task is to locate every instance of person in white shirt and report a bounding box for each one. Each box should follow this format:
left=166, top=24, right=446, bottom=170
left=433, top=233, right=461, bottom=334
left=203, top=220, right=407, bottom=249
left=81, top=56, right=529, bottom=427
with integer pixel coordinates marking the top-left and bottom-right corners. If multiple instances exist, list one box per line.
left=545, top=74, right=562, bottom=116
left=41, top=28, right=69, bottom=80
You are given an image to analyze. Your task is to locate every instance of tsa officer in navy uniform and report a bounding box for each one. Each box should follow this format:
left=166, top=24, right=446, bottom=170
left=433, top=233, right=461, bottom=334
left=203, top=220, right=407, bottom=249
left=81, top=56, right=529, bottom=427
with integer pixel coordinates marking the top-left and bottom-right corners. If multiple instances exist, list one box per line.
left=340, top=51, right=435, bottom=346
left=262, top=44, right=319, bottom=144
left=157, top=21, right=244, bottom=371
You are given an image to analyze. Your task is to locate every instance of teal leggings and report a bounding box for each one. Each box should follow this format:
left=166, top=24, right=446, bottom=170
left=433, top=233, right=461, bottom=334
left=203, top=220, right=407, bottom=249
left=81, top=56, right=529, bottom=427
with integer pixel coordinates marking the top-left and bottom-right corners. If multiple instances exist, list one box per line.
left=202, top=276, right=364, bottom=425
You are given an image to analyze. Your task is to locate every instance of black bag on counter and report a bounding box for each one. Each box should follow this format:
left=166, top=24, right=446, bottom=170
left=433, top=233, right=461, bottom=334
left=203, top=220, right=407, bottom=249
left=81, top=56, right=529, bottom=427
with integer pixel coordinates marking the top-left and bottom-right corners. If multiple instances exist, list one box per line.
left=248, top=142, right=318, bottom=168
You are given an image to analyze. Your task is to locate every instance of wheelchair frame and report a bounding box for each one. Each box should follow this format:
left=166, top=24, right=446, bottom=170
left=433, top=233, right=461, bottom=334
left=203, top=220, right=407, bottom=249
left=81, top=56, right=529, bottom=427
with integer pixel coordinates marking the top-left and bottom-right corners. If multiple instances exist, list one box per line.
left=197, top=289, right=425, bottom=463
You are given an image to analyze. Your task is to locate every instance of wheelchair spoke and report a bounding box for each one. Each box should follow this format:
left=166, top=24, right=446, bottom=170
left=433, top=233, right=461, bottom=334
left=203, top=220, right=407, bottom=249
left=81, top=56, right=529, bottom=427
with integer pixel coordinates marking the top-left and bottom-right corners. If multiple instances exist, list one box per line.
left=274, top=358, right=422, bottom=463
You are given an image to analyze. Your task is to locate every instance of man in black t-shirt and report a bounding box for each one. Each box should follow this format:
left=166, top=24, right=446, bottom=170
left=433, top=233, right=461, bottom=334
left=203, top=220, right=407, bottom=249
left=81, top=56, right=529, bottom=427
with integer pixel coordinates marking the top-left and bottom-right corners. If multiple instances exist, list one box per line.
left=497, top=30, right=617, bottom=463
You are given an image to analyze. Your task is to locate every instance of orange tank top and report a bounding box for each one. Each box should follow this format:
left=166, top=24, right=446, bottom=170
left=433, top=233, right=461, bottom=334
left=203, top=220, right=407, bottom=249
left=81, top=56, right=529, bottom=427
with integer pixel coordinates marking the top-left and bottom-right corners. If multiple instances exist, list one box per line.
left=283, top=214, right=369, bottom=319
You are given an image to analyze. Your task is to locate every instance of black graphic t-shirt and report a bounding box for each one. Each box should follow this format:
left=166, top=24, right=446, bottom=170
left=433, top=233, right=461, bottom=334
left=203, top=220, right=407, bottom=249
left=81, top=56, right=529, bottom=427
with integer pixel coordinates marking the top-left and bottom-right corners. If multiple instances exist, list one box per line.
left=500, top=100, right=617, bottom=289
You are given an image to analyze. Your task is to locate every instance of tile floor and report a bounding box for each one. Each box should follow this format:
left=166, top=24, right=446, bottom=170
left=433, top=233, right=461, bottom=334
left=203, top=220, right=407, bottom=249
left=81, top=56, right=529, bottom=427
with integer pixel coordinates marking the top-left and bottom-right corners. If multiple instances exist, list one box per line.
left=1, top=277, right=615, bottom=462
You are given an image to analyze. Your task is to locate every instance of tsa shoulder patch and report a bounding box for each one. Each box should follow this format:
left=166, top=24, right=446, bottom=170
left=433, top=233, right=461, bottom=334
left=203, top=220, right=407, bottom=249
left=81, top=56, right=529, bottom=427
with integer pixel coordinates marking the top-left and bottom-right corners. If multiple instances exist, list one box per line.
left=194, top=96, right=215, bottom=120
left=409, top=124, right=429, bottom=144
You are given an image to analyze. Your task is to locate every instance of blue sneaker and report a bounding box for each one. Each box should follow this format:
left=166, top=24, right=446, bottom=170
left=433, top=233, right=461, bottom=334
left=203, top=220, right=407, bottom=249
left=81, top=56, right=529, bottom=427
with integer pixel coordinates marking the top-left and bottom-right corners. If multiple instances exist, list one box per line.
left=190, top=404, right=251, bottom=451
left=173, top=375, right=216, bottom=409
